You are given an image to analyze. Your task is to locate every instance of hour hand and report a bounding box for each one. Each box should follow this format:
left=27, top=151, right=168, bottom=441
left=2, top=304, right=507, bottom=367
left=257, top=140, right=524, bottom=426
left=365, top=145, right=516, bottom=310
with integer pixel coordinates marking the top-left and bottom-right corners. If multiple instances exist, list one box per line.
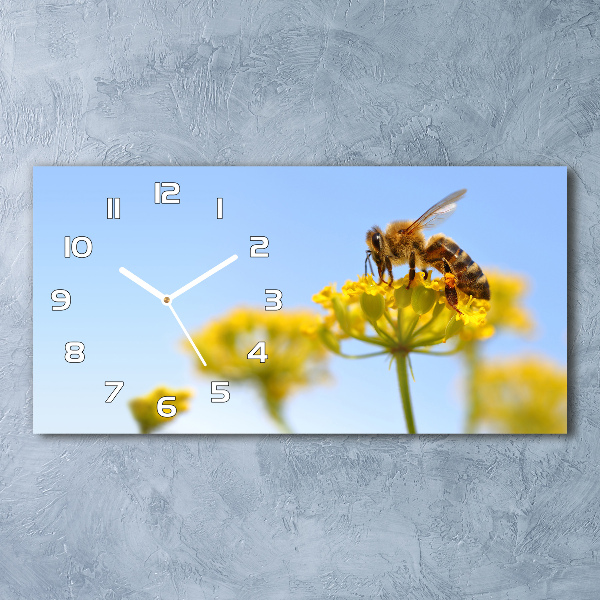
left=119, top=267, right=166, bottom=302
left=168, top=254, right=238, bottom=301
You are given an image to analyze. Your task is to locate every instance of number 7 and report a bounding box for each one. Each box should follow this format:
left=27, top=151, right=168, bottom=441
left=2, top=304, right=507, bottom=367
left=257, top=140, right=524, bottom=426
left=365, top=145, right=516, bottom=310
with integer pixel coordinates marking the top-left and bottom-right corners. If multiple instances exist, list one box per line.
left=105, top=381, right=124, bottom=403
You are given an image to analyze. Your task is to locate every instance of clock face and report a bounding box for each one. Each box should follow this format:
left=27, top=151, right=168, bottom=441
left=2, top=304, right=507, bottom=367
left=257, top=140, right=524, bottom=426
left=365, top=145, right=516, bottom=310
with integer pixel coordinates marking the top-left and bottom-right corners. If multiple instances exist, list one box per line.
left=34, top=166, right=294, bottom=434
left=33, top=166, right=566, bottom=434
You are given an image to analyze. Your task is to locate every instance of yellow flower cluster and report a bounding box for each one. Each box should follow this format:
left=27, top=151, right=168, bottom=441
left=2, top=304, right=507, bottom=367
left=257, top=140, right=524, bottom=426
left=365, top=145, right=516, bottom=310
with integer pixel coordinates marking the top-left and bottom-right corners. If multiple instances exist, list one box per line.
left=313, top=272, right=491, bottom=354
left=469, top=356, right=567, bottom=433
left=185, top=308, right=329, bottom=431
left=485, top=271, right=534, bottom=333
left=129, top=386, right=192, bottom=434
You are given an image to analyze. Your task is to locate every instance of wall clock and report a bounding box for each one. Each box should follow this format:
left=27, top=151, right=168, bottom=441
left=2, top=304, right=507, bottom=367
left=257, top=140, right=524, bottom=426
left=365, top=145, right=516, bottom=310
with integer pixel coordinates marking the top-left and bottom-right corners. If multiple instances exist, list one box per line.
left=33, top=166, right=566, bottom=434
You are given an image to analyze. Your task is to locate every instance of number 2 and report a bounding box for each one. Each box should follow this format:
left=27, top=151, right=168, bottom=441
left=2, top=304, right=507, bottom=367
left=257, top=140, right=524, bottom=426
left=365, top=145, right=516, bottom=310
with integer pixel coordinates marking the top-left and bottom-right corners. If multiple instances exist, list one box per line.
left=250, top=236, right=269, bottom=257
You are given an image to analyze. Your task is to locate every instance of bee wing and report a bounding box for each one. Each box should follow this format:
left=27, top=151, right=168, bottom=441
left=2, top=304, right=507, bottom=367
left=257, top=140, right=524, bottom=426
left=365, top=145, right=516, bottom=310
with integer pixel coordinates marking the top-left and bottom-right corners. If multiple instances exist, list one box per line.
left=404, top=189, right=466, bottom=234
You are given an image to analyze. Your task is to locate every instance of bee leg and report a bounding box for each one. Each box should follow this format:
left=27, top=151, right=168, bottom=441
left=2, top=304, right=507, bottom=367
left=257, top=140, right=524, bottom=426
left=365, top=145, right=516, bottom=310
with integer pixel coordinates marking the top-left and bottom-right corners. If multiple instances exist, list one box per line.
left=407, top=251, right=416, bottom=289
left=422, top=270, right=429, bottom=280
left=385, top=256, right=394, bottom=286
left=443, top=259, right=462, bottom=315
left=365, top=251, right=375, bottom=278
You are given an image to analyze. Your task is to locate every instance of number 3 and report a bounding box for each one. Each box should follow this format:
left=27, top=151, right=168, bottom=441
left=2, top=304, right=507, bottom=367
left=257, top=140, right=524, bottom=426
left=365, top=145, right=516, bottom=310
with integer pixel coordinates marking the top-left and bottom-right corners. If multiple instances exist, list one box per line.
left=265, top=289, right=282, bottom=311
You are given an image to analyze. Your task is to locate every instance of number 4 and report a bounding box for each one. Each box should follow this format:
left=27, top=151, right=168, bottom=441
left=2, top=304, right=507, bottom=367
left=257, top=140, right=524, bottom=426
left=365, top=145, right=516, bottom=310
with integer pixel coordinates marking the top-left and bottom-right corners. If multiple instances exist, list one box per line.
left=247, top=341, right=268, bottom=363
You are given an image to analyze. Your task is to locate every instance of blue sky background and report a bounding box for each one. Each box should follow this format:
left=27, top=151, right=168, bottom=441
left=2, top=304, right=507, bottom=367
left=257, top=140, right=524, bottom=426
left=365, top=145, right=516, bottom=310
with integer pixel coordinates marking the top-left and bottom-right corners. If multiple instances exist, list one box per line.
left=33, top=166, right=566, bottom=434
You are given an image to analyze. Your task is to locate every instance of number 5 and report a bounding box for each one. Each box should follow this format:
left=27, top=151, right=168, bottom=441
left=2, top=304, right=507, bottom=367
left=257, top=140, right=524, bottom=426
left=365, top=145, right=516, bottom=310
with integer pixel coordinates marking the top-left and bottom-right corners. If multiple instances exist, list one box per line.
left=211, top=381, right=230, bottom=403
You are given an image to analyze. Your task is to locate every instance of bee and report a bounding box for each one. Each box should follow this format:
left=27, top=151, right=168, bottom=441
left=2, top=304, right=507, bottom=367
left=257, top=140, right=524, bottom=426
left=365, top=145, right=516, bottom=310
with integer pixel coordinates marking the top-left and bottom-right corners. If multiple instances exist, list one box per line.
left=365, top=189, right=490, bottom=313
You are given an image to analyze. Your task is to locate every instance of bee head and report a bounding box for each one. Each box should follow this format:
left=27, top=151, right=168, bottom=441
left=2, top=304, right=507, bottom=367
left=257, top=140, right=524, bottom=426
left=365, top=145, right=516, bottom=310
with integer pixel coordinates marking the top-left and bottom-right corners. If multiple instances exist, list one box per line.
left=371, top=231, right=382, bottom=251
left=366, top=227, right=384, bottom=254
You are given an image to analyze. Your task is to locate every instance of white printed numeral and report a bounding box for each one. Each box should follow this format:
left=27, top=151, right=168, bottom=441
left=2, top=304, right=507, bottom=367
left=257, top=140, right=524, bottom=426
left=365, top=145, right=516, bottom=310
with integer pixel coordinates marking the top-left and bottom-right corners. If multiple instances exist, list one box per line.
left=211, top=381, right=230, bottom=403
left=65, top=342, right=85, bottom=363
left=51, top=289, right=71, bottom=311
left=247, top=341, right=268, bottom=363
left=157, top=396, right=177, bottom=417
left=217, top=197, right=223, bottom=219
left=107, top=197, right=120, bottom=219
left=250, top=236, right=269, bottom=257
left=154, top=182, right=180, bottom=204
left=265, top=289, right=282, bottom=311
left=105, top=381, right=124, bottom=403
left=64, top=236, right=92, bottom=258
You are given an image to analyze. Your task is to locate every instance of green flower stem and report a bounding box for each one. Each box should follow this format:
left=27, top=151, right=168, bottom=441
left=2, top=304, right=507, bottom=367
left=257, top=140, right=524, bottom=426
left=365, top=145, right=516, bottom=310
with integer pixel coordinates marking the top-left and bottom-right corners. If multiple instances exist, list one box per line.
left=411, top=305, right=444, bottom=340
left=412, top=345, right=462, bottom=356
left=338, top=350, right=390, bottom=359
left=464, top=341, right=480, bottom=434
left=395, top=306, right=403, bottom=338
left=384, top=310, right=397, bottom=329
left=395, top=352, right=417, bottom=434
left=411, top=333, right=447, bottom=347
left=401, top=312, right=420, bottom=343
left=348, top=333, right=391, bottom=347
left=371, top=319, right=396, bottom=344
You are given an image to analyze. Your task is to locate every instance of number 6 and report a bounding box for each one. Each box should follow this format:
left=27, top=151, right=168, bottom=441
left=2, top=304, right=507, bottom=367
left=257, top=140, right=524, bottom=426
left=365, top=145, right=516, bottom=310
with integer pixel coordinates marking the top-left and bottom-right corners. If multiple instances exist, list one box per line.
left=157, top=396, right=177, bottom=417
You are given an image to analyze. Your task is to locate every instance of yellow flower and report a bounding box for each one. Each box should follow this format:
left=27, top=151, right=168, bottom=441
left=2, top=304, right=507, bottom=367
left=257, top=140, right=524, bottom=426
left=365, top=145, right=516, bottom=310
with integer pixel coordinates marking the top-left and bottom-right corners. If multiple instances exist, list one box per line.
left=313, top=273, right=491, bottom=354
left=469, top=356, right=567, bottom=433
left=129, top=386, right=192, bottom=434
left=313, top=273, right=492, bottom=434
left=185, top=308, right=329, bottom=431
left=486, top=271, right=534, bottom=332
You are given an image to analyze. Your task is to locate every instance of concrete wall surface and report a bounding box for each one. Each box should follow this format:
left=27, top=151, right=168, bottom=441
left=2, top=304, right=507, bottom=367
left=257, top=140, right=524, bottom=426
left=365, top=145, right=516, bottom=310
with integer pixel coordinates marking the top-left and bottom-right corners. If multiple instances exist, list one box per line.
left=0, top=1, right=597, bottom=598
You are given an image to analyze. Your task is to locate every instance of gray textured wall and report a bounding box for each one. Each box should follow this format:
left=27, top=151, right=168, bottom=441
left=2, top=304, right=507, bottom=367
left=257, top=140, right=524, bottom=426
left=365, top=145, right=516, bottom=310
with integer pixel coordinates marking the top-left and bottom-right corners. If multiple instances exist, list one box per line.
left=0, top=0, right=597, bottom=598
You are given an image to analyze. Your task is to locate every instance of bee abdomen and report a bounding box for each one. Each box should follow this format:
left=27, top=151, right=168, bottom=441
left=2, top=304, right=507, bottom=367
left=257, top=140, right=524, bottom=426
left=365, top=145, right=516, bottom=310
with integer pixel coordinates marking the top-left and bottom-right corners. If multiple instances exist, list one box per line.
left=425, top=235, right=490, bottom=300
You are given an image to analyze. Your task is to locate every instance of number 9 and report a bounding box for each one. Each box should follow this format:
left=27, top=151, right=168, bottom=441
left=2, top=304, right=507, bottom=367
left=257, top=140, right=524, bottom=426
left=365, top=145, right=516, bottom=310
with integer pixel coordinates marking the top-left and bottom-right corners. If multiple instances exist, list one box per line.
left=51, top=289, right=71, bottom=311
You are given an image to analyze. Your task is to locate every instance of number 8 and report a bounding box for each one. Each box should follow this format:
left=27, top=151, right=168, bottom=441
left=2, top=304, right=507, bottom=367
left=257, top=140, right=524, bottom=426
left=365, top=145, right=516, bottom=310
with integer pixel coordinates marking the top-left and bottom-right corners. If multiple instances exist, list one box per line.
left=65, top=342, right=85, bottom=363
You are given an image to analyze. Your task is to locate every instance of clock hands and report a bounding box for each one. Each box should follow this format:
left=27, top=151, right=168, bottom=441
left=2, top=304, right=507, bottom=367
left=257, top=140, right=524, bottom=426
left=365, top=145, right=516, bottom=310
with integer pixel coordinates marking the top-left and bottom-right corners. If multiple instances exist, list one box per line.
left=167, top=304, right=207, bottom=366
left=119, top=256, right=238, bottom=367
left=118, top=267, right=166, bottom=302
left=168, top=254, right=238, bottom=301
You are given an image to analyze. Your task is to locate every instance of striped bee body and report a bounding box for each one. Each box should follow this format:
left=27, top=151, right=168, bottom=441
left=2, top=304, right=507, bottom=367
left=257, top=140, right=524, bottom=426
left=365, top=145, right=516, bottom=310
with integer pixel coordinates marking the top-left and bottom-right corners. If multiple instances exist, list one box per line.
left=425, top=233, right=490, bottom=300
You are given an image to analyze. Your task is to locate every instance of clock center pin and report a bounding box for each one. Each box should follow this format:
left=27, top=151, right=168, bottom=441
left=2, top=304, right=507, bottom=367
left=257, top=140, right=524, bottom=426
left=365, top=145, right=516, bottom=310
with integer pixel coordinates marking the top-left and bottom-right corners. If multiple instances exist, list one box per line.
left=163, top=296, right=171, bottom=304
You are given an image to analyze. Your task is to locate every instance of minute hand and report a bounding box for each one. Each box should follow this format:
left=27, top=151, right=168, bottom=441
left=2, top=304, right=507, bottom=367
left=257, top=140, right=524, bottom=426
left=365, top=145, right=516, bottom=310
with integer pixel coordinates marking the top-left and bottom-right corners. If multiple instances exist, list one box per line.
left=168, top=254, right=238, bottom=301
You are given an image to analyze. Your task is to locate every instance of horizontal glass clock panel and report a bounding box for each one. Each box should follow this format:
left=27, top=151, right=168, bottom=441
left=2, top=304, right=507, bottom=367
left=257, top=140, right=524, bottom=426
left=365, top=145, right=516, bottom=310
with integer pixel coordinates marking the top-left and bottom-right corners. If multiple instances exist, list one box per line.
left=33, top=166, right=567, bottom=434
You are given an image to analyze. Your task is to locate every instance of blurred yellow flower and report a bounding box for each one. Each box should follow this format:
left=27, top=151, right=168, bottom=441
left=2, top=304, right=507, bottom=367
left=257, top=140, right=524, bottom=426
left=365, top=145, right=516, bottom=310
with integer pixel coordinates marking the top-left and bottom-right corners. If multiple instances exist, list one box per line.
left=186, top=308, right=329, bottom=431
left=485, top=271, right=534, bottom=334
left=129, top=386, right=192, bottom=434
left=469, top=356, right=567, bottom=433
